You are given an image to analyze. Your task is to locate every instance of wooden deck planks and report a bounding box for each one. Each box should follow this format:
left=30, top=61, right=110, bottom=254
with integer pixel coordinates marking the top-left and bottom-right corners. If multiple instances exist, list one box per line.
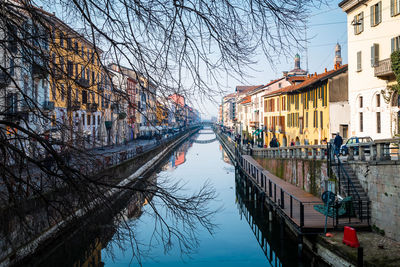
left=241, top=155, right=366, bottom=231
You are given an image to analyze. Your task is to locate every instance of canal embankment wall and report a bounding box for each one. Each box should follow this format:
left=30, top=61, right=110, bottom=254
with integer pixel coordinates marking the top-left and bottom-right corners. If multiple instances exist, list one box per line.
left=1, top=127, right=200, bottom=267
left=346, top=161, right=400, bottom=241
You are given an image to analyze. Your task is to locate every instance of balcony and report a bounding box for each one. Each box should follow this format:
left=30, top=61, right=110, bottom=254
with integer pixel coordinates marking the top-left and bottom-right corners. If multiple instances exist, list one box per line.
left=5, top=108, right=29, bottom=121
left=32, top=62, right=48, bottom=79
left=67, top=100, right=81, bottom=111
left=374, top=58, right=395, bottom=80
left=86, top=103, right=98, bottom=112
left=0, top=71, right=11, bottom=89
left=43, top=101, right=55, bottom=111
left=76, top=78, right=90, bottom=88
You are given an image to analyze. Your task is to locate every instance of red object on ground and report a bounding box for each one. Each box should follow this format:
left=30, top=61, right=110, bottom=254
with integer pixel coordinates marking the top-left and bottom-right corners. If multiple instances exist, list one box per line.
left=343, top=226, right=360, bottom=248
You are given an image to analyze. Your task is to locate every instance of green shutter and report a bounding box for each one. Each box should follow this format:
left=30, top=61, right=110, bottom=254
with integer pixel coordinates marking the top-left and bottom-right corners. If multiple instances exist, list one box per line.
left=392, top=38, right=395, bottom=53
left=353, top=15, right=357, bottom=34
left=371, top=5, right=374, bottom=26
left=378, top=2, right=382, bottom=24
left=360, top=12, right=364, bottom=32
left=371, top=45, right=375, bottom=67
left=374, top=44, right=379, bottom=66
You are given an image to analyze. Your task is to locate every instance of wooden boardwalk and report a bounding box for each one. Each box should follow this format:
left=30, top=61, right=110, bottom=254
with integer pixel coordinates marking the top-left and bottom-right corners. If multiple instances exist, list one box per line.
left=238, top=154, right=368, bottom=233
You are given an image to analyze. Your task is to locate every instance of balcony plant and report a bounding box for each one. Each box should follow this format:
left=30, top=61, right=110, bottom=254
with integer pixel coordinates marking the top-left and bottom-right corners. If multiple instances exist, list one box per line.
left=382, top=51, right=400, bottom=103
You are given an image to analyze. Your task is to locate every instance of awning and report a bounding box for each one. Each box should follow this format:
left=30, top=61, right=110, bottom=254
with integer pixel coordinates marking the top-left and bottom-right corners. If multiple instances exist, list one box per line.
left=252, top=129, right=263, bottom=136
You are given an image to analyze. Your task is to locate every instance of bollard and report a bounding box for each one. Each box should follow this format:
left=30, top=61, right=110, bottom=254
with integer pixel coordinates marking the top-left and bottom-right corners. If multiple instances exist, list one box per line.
left=357, top=247, right=364, bottom=267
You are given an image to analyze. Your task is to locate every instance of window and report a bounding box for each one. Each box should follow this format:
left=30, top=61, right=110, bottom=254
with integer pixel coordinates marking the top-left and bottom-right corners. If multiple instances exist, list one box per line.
left=320, top=111, right=323, bottom=129
left=371, top=43, right=379, bottom=67
left=81, top=46, right=85, bottom=58
left=357, top=51, right=362, bottom=71
left=377, top=112, right=381, bottom=133
left=391, top=0, right=400, bottom=17
left=353, top=12, right=364, bottom=34
left=61, top=84, right=65, bottom=101
left=370, top=2, right=382, bottom=26
left=59, top=32, right=64, bottom=47
left=82, top=90, right=87, bottom=104
left=60, top=56, right=64, bottom=72
left=75, top=41, right=79, bottom=53
left=67, top=61, right=73, bottom=77
left=306, top=112, right=308, bottom=128
left=359, top=96, right=363, bottom=108
left=360, top=112, right=364, bottom=132
left=10, top=58, right=14, bottom=76
left=87, top=114, right=91, bottom=125
left=67, top=38, right=72, bottom=49
left=391, top=36, right=400, bottom=52
left=376, top=94, right=381, bottom=107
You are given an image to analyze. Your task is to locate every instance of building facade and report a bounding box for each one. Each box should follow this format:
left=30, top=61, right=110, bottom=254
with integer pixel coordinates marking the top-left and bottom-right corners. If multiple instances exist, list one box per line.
left=340, top=0, right=400, bottom=138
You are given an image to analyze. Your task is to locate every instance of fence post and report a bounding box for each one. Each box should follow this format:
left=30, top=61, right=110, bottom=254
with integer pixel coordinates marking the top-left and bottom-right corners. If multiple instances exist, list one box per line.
left=300, top=203, right=304, bottom=228
left=290, top=195, right=293, bottom=218
left=280, top=188, right=284, bottom=209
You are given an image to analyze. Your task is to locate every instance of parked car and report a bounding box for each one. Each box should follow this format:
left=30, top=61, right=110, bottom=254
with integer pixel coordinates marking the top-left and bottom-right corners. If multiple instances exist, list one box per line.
left=340, top=136, right=373, bottom=156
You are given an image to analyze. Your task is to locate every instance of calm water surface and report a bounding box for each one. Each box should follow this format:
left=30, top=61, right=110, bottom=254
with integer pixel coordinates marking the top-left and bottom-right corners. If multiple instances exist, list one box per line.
left=104, top=128, right=271, bottom=266
left=37, top=128, right=313, bottom=267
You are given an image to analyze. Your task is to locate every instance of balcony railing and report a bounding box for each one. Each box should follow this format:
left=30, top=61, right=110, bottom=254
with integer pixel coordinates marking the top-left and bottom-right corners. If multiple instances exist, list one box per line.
left=86, top=103, right=98, bottom=112
left=374, top=58, right=395, bottom=80
left=43, top=101, right=55, bottom=111
left=76, top=78, right=90, bottom=88
left=67, top=100, right=81, bottom=111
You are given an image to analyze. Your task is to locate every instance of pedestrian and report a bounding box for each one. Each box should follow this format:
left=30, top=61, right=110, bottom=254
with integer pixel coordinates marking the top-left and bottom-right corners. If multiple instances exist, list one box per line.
left=290, top=139, right=295, bottom=146
left=334, top=132, right=343, bottom=156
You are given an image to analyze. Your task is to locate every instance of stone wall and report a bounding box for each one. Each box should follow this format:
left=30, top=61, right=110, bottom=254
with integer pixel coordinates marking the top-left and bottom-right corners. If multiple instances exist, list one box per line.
left=254, top=157, right=329, bottom=197
left=348, top=162, right=400, bottom=241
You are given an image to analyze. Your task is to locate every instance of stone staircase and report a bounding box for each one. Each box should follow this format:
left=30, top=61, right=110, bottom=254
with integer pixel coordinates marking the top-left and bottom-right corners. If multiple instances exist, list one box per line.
left=335, top=163, right=370, bottom=222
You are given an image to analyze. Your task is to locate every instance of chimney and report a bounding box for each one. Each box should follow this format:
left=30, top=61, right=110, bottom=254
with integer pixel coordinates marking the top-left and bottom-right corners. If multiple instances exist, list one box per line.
left=325, top=68, right=327, bottom=73
left=314, top=72, right=317, bottom=77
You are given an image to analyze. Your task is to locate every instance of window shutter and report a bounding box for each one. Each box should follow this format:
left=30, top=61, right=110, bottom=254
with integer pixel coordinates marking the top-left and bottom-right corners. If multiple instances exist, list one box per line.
left=391, top=0, right=395, bottom=17
left=360, top=12, right=364, bottom=32
left=392, top=38, right=395, bottom=53
left=357, top=51, right=362, bottom=71
left=370, top=5, right=374, bottom=26
left=371, top=45, right=375, bottom=67
left=374, top=44, right=379, bottom=66
left=378, top=2, right=382, bottom=23
left=353, top=15, right=357, bottom=34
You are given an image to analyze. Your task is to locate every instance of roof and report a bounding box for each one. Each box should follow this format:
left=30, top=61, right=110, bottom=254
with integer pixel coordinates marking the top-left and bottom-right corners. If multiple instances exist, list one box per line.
left=236, top=85, right=264, bottom=95
left=264, top=64, right=348, bottom=97
left=239, top=96, right=251, bottom=104
left=261, top=78, right=284, bottom=89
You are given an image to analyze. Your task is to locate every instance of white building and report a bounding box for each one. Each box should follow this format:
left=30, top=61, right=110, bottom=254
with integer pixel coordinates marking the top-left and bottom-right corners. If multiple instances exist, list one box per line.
left=340, top=0, right=400, bottom=139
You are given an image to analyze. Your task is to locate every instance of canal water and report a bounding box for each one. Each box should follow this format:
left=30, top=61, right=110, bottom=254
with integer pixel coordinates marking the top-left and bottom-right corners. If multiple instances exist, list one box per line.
left=36, top=128, right=321, bottom=266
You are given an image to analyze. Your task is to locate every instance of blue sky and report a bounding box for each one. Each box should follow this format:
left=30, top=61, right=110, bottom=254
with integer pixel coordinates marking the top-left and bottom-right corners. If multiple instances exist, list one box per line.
left=200, top=1, right=348, bottom=119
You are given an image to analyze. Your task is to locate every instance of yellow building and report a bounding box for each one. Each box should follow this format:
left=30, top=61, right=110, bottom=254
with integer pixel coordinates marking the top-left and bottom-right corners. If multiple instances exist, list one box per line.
left=286, top=65, right=348, bottom=145
left=262, top=94, right=288, bottom=146
left=46, top=13, right=106, bottom=146
left=263, top=64, right=348, bottom=146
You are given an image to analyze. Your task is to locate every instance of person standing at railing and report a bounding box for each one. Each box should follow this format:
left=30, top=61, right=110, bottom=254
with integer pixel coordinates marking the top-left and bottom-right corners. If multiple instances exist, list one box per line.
left=334, top=132, right=343, bottom=156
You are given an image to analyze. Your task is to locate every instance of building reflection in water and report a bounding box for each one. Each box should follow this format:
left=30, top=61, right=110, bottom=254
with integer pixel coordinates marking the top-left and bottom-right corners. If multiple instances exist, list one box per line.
left=235, top=170, right=288, bottom=267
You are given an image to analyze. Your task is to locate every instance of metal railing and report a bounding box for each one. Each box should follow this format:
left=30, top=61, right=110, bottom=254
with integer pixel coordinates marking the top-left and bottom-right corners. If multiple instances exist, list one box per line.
left=327, top=143, right=370, bottom=225
left=236, top=150, right=324, bottom=229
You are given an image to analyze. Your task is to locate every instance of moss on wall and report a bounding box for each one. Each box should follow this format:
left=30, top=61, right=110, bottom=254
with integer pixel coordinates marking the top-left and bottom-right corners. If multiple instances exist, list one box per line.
left=254, top=157, right=327, bottom=197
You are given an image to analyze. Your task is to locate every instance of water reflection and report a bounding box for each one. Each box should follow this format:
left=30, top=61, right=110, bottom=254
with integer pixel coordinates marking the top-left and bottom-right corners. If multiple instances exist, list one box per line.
left=33, top=128, right=318, bottom=267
